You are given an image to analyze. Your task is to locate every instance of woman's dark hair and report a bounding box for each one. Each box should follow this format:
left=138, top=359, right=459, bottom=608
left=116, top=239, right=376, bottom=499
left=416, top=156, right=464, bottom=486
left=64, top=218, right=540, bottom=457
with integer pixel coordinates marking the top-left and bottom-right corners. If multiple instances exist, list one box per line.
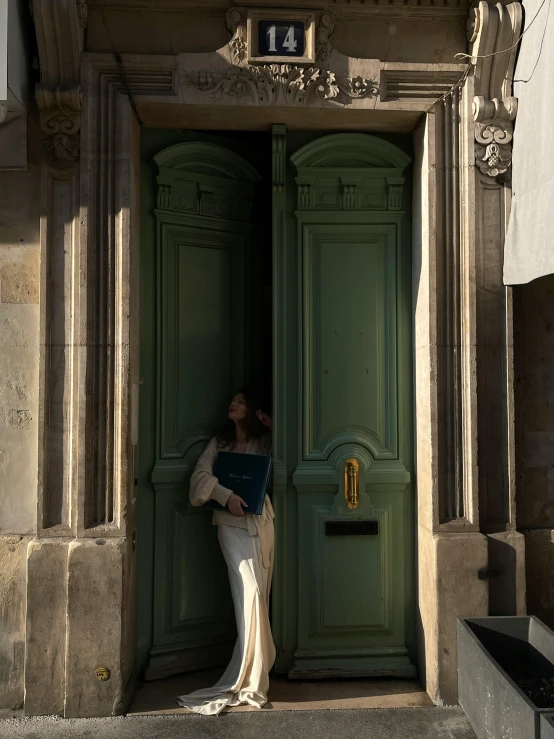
left=217, top=386, right=269, bottom=449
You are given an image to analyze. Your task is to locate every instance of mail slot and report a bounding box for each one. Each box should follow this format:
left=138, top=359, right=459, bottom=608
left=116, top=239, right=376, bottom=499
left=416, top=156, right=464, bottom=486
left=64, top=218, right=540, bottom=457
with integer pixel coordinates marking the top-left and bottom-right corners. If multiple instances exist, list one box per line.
left=325, top=520, right=379, bottom=536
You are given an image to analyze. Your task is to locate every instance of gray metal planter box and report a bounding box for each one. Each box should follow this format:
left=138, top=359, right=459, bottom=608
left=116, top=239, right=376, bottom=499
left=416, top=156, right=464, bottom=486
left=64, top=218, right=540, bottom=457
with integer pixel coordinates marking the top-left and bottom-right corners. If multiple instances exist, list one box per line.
left=458, top=617, right=554, bottom=739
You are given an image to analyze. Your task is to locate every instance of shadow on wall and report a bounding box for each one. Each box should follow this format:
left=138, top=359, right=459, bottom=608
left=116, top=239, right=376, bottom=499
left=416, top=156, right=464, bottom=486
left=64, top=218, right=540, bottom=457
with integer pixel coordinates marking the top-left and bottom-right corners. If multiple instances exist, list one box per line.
left=514, top=275, right=554, bottom=630
left=485, top=537, right=518, bottom=616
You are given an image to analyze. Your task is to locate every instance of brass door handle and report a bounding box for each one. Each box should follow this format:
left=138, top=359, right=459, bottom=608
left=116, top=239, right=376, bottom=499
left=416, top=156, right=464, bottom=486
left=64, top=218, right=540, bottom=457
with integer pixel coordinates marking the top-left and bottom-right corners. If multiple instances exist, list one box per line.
left=344, top=458, right=360, bottom=509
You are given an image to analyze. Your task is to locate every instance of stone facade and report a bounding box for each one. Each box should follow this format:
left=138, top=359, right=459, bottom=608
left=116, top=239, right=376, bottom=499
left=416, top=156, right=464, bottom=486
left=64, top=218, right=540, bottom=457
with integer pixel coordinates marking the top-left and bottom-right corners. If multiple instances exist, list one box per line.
left=0, top=114, right=40, bottom=711
left=0, top=0, right=549, bottom=718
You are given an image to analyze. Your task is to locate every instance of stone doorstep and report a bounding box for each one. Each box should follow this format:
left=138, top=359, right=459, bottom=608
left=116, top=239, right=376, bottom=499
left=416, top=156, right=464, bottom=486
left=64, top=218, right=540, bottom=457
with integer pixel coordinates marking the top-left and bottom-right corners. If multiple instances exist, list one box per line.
left=129, top=670, right=433, bottom=714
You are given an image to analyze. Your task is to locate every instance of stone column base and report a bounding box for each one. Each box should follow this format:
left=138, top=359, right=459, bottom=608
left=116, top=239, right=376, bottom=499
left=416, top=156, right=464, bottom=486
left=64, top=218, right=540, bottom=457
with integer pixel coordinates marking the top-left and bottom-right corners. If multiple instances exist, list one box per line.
left=417, top=528, right=489, bottom=705
left=24, top=537, right=134, bottom=718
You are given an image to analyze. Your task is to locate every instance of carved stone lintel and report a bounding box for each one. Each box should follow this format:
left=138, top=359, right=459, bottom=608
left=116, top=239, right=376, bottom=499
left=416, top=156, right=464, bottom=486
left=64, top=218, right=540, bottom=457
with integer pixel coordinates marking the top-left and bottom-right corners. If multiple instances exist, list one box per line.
left=315, top=13, right=336, bottom=64
left=182, top=65, right=378, bottom=107
left=468, top=0, right=522, bottom=179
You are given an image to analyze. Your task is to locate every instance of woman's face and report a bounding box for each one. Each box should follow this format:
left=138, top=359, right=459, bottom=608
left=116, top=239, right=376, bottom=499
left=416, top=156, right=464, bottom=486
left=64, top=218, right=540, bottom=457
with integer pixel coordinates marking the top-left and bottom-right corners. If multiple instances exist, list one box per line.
left=228, top=393, right=249, bottom=424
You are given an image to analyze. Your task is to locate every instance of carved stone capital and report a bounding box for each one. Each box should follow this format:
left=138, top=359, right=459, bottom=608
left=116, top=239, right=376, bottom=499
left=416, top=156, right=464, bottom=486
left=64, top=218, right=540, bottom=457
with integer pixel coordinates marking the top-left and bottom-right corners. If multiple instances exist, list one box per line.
left=32, top=1, right=86, bottom=175
left=468, top=0, right=522, bottom=178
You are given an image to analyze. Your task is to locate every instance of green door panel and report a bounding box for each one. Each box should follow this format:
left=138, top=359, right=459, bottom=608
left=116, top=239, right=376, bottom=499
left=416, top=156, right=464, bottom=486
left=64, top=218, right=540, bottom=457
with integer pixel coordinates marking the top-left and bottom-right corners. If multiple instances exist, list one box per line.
left=139, top=128, right=415, bottom=683
left=142, top=140, right=261, bottom=680
left=300, top=220, right=398, bottom=458
left=272, top=131, right=415, bottom=679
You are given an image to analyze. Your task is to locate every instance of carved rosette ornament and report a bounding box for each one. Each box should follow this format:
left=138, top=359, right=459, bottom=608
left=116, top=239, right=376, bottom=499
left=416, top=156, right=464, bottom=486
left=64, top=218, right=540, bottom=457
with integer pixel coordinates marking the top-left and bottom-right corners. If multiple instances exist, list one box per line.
left=468, top=0, right=522, bottom=179
left=182, top=65, right=378, bottom=107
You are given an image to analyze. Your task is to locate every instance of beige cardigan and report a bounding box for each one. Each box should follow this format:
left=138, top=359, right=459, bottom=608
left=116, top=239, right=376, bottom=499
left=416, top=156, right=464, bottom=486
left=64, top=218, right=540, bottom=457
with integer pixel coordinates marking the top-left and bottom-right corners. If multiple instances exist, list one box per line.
left=189, top=435, right=274, bottom=536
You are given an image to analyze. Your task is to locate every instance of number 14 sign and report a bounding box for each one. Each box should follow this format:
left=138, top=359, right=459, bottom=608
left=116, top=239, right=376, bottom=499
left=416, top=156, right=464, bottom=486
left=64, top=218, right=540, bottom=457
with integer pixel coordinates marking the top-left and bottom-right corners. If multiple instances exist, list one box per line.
left=258, top=20, right=305, bottom=57
left=246, top=10, right=315, bottom=65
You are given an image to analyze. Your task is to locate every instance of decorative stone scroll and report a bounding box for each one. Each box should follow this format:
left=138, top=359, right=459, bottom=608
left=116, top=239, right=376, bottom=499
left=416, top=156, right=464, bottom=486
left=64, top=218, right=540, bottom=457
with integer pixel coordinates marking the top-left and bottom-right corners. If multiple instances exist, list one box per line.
left=182, top=65, right=378, bottom=107
left=468, top=0, right=522, bottom=178
left=315, top=13, right=336, bottom=64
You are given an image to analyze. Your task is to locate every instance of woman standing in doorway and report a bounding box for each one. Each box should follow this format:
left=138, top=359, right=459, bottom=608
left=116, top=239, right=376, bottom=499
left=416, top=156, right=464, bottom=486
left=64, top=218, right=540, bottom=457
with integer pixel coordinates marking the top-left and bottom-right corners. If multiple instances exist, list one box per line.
left=176, top=387, right=274, bottom=715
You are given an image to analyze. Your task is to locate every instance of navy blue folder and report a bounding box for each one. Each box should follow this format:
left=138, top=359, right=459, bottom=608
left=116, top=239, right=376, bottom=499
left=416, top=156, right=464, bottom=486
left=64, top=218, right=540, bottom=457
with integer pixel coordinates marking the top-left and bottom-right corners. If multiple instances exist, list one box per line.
left=206, top=452, right=272, bottom=515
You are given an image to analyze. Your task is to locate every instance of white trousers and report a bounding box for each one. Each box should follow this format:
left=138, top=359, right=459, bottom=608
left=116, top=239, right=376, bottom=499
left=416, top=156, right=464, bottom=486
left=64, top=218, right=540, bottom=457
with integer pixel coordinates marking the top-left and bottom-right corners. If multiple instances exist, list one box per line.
left=176, top=520, right=275, bottom=715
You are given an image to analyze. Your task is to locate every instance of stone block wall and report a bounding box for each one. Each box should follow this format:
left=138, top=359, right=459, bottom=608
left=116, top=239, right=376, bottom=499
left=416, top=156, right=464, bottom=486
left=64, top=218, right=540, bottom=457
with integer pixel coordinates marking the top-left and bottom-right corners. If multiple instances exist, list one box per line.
left=0, top=112, right=41, bottom=710
left=514, top=274, right=554, bottom=627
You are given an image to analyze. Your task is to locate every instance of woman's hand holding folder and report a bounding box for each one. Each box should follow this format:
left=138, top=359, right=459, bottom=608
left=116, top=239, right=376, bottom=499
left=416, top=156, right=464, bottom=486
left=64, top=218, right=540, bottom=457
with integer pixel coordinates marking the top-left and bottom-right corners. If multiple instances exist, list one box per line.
left=227, top=493, right=248, bottom=517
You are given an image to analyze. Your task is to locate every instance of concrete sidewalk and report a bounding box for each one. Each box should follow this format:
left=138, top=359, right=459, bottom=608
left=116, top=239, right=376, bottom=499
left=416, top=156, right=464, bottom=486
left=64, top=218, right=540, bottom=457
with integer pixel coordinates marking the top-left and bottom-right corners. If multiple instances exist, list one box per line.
left=0, top=708, right=476, bottom=739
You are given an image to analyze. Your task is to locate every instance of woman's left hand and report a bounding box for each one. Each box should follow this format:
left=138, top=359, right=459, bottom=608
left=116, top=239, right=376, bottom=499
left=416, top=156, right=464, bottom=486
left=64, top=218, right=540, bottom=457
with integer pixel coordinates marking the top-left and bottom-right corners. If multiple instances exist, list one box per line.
left=256, top=410, right=273, bottom=431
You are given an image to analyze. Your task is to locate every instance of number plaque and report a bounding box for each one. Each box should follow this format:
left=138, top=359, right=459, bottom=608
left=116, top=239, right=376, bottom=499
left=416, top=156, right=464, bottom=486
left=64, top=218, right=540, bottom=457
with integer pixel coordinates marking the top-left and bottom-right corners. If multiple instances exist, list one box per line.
left=246, top=10, right=315, bottom=65
left=258, top=20, right=305, bottom=58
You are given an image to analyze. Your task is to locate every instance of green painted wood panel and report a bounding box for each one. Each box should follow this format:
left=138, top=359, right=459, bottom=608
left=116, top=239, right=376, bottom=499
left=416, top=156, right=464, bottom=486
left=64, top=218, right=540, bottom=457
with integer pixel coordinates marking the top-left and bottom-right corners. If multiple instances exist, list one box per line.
left=272, top=131, right=415, bottom=679
left=139, top=138, right=261, bottom=680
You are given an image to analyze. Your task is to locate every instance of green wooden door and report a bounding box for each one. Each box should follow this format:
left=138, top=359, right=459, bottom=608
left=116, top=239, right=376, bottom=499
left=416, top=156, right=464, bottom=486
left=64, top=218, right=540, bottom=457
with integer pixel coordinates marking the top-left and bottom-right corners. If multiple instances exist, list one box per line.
left=140, top=140, right=261, bottom=679
left=271, top=131, right=415, bottom=678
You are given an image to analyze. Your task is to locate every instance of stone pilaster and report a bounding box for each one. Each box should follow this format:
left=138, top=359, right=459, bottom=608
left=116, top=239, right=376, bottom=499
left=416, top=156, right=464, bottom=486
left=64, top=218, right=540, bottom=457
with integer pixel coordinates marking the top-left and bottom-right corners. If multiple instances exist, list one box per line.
left=26, top=0, right=138, bottom=718
left=468, top=2, right=524, bottom=573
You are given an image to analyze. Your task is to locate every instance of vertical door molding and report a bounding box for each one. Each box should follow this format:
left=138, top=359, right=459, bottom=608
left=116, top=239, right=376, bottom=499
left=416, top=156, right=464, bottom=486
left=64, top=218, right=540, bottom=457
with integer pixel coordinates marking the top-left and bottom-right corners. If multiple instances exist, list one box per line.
left=33, top=0, right=86, bottom=535
left=79, top=56, right=139, bottom=536
left=271, top=124, right=295, bottom=667
left=433, top=78, right=480, bottom=528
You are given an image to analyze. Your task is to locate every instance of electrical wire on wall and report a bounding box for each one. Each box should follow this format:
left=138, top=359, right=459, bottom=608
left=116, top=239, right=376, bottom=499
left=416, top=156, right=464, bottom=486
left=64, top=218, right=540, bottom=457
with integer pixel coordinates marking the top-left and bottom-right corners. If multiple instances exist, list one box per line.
left=426, top=0, right=551, bottom=113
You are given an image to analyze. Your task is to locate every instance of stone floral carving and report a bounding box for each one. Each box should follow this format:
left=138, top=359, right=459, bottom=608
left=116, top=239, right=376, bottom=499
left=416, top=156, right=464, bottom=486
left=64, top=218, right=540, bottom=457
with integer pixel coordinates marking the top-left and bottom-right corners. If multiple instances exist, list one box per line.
left=315, top=13, right=335, bottom=63
left=41, top=112, right=80, bottom=171
left=182, top=65, right=378, bottom=107
left=475, top=122, right=513, bottom=178
left=230, top=35, right=247, bottom=66
left=226, top=8, right=247, bottom=66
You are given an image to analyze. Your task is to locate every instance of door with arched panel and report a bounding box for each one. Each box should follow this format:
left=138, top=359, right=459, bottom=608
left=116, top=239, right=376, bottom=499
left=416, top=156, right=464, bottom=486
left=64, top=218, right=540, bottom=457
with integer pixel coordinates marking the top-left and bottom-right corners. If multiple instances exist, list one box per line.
left=271, top=131, right=416, bottom=678
left=140, top=141, right=262, bottom=679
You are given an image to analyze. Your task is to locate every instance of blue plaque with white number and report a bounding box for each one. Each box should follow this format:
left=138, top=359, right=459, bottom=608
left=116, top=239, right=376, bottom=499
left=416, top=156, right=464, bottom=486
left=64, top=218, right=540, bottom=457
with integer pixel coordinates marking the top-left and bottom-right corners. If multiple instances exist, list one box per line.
left=258, top=20, right=305, bottom=57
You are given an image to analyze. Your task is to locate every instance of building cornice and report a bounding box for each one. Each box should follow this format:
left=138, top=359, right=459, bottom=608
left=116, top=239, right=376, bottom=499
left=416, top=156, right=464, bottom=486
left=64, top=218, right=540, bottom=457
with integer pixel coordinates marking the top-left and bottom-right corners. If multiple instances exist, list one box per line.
left=87, top=0, right=470, bottom=19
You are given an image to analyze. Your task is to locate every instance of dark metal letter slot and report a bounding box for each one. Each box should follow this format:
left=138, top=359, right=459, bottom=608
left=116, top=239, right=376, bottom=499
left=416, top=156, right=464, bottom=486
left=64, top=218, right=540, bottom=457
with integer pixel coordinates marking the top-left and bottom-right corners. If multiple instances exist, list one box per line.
left=325, top=520, right=379, bottom=536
